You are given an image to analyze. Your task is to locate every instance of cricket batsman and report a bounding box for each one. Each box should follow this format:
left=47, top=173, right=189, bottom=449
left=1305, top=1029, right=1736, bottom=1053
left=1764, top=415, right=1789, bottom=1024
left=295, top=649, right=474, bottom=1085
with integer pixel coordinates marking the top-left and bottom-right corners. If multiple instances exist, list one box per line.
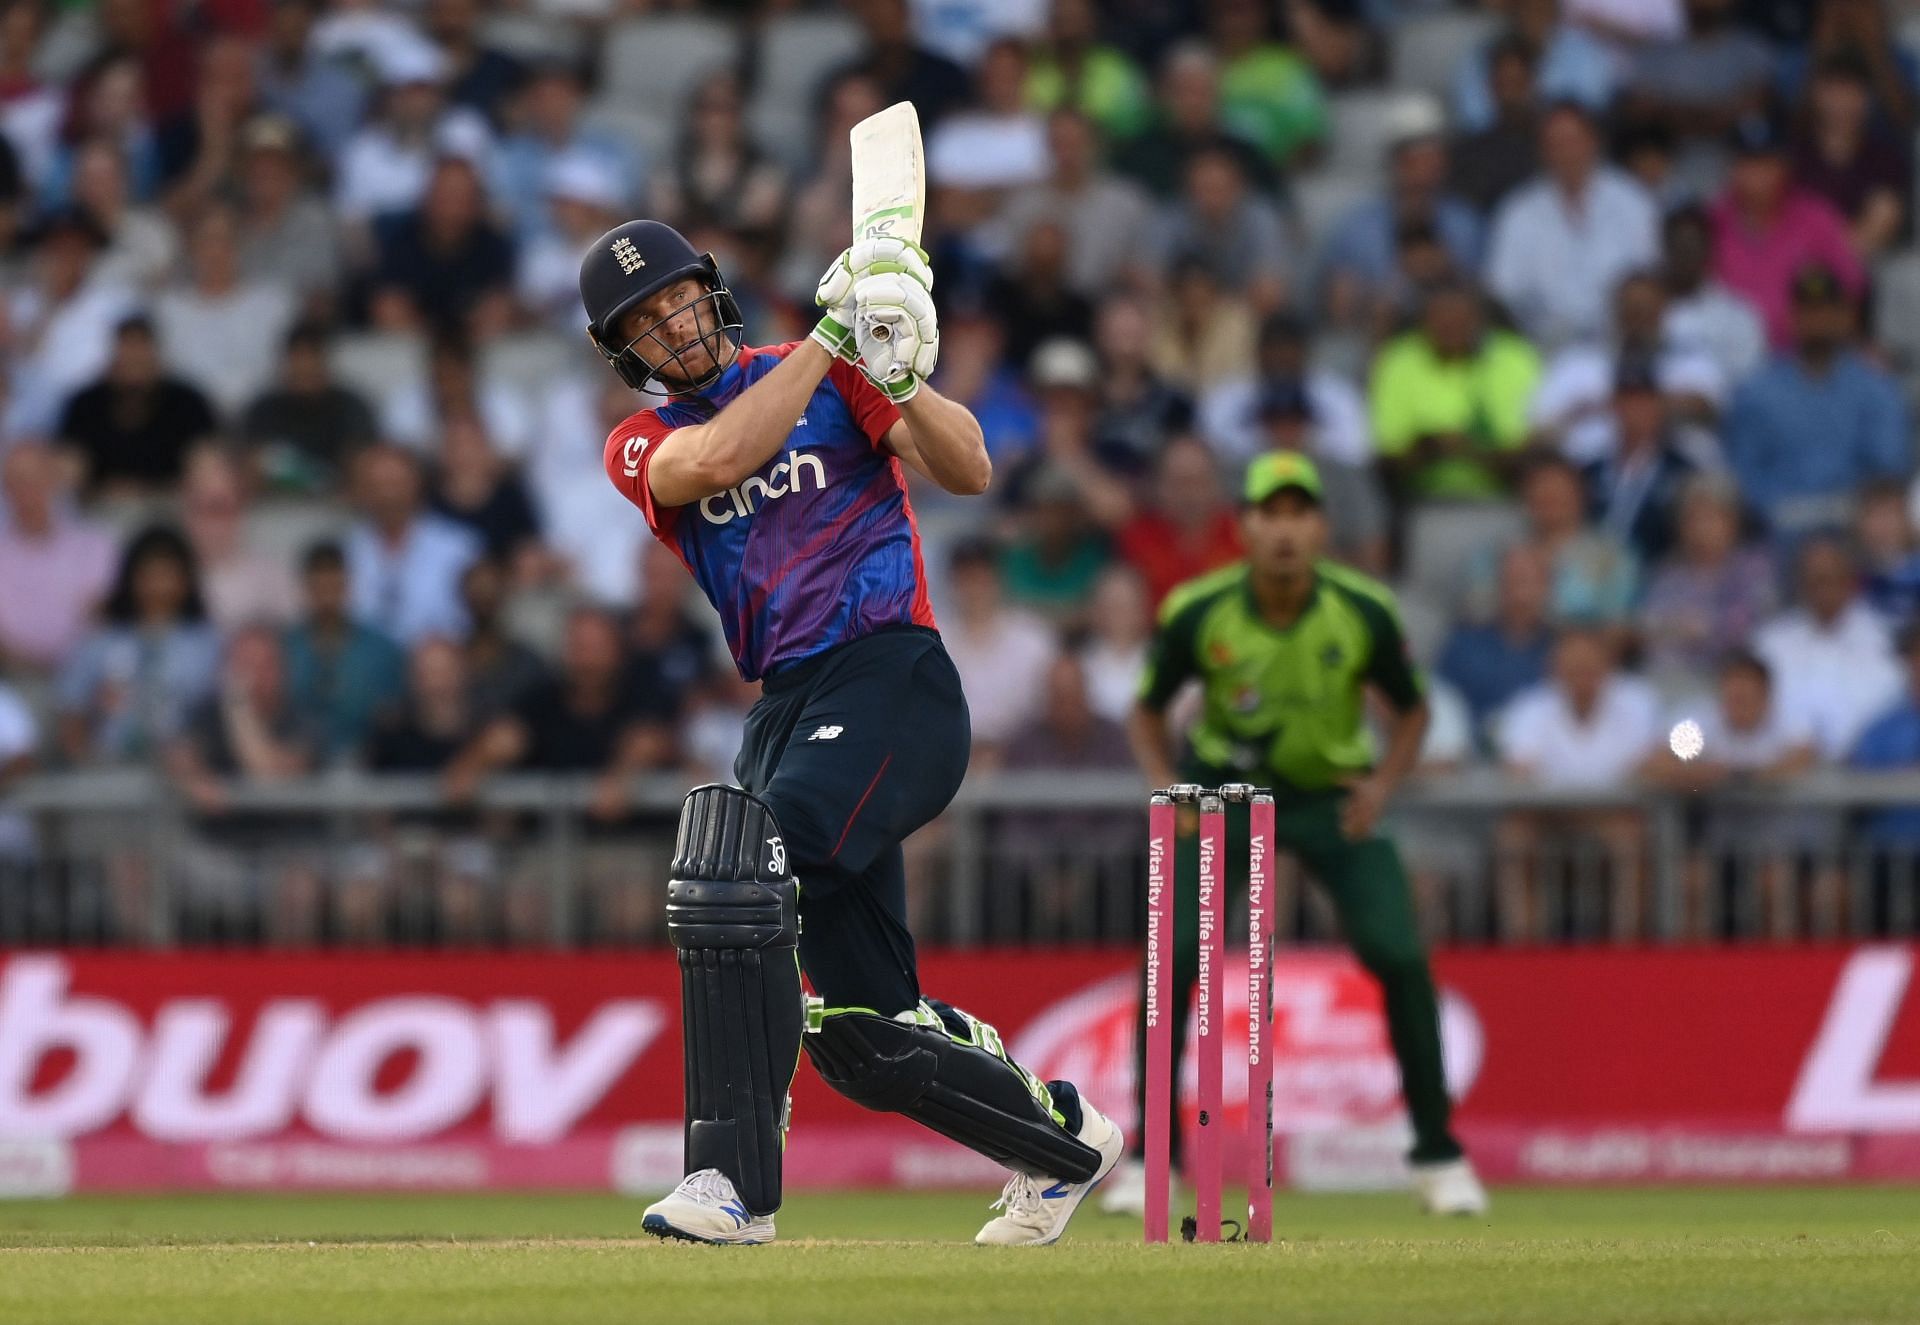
left=1106, top=452, right=1488, bottom=1217
left=584, top=220, right=1123, bottom=1245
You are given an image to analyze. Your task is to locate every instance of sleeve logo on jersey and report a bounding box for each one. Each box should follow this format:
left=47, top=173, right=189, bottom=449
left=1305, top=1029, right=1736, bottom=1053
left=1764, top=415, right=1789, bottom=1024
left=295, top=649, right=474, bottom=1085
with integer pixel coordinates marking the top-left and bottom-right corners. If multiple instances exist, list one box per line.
left=621, top=434, right=649, bottom=479
left=698, top=450, right=827, bottom=525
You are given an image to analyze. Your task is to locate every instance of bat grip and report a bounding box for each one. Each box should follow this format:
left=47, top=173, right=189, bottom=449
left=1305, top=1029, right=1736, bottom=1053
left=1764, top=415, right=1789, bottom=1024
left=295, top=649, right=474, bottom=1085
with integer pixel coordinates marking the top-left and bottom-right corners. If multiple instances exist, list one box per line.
left=868, top=324, right=892, bottom=342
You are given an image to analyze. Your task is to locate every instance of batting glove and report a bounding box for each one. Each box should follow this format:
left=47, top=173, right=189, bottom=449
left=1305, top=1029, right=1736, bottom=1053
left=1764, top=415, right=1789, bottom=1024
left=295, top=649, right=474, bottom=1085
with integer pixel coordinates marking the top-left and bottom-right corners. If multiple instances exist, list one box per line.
left=854, top=272, right=939, bottom=402
left=813, top=239, right=934, bottom=363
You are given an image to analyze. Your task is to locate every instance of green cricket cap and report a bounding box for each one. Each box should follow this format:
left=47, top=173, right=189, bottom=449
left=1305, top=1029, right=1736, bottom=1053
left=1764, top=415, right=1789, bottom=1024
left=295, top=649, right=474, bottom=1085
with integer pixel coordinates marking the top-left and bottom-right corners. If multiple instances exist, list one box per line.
left=1243, top=451, right=1323, bottom=505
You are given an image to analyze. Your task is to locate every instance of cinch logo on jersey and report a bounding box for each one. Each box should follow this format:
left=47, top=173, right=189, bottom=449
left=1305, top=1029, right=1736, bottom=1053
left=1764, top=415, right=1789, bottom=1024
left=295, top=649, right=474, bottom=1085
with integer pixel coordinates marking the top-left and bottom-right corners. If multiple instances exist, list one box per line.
left=698, top=451, right=827, bottom=525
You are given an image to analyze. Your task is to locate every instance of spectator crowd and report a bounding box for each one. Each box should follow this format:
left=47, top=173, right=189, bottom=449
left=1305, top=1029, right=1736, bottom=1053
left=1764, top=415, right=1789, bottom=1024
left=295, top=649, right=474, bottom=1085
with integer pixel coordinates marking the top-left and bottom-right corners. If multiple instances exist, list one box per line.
left=4, top=0, right=1920, bottom=942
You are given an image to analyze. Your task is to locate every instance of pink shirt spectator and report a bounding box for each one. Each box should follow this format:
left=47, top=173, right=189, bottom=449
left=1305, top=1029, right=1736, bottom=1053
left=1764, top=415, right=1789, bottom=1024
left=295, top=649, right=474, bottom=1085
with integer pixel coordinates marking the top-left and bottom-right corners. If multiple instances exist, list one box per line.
left=1709, top=191, right=1863, bottom=349
left=0, top=516, right=117, bottom=669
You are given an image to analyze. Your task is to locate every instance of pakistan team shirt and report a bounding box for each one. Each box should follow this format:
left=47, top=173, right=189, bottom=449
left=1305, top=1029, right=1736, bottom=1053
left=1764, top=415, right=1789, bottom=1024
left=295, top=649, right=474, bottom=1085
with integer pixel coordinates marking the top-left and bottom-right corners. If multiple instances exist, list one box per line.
left=1138, top=560, right=1425, bottom=792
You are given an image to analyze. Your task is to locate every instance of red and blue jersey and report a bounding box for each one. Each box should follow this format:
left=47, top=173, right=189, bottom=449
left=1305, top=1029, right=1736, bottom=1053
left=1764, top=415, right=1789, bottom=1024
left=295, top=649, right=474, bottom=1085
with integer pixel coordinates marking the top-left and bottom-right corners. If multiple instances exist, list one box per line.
left=603, top=342, right=938, bottom=681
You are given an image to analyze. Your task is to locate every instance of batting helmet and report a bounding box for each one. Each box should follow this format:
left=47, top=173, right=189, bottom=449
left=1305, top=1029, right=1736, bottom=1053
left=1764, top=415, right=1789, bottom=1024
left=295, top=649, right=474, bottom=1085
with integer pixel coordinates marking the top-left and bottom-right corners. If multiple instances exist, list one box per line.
left=580, top=220, right=744, bottom=392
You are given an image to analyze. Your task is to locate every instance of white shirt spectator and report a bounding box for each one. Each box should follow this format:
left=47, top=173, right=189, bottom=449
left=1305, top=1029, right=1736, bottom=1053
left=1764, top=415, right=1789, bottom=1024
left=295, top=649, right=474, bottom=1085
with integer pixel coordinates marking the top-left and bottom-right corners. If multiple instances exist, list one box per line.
left=1668, top=698, right=1815, bottom=771
left=334, top=109, right=494, bottom=223
left=529, top=377, right=652, bottom=606
left=1664, top=283, right=1766, bottom=387
left=1420, top=678, right=1476, bottom=767
left=1488, top=167, right=1660, bottom=349
left=1530, top=341, right=1725, bottom=464
left=345, top=513, right=484, bottom=647
left=1754, top=602, right=1903, bottom=760
left=0, top=681, right=37, bottom=859
left=1564, top=0, right=1684, bottom=40
left=943, top=608, right=1058, bottom=746
left=1079, top=637, right=1145, bottom=725
left=993, top=178, right=1153, bottom=301
left=1497, top=673, right=1662, bottom=788
left=383, top=378, right=533, bottom=462
left=910, top=0, right=1047, bottom=67
left=156, top=281, right=297, bottom=420
left=1198, top=370, right=1372, bottom=467
left=927, top=112, right=1049, bottom=190
left=4, top=280, right=139, bottom=437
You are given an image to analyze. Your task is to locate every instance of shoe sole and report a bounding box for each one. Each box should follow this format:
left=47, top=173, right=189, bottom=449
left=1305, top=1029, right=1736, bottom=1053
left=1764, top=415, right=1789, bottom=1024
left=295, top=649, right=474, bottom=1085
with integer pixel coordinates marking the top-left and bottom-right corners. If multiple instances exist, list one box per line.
left=641, top=1213, right=770, bottom=1246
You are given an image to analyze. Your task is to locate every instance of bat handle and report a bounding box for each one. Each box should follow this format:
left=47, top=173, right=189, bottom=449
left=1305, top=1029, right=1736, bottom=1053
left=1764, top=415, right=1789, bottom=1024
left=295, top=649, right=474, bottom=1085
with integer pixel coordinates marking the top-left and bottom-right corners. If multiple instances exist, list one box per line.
left=868, top=324, right=892, bottom=342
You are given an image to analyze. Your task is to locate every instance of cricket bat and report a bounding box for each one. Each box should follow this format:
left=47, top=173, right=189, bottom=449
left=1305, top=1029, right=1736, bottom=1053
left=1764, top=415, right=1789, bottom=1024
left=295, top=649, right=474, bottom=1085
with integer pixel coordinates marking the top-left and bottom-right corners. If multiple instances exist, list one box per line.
left=848, top=100, right=924, bottom=343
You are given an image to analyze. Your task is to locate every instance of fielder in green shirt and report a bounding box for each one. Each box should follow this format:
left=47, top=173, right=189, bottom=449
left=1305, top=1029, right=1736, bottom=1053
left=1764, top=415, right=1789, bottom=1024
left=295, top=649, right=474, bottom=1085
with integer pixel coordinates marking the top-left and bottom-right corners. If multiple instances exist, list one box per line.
left=1104, top=452, right=1488, bottom=1219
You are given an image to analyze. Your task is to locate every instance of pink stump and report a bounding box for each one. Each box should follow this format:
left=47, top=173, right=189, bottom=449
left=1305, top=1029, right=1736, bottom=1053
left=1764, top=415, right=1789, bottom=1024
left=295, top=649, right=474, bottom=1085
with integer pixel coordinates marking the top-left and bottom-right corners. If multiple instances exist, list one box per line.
left=1194, top=793, right=1225, bottom=1242
left=1246, top=792, right=1276, bottom=1243
left=1143, top=793, right=1174, bottom=1243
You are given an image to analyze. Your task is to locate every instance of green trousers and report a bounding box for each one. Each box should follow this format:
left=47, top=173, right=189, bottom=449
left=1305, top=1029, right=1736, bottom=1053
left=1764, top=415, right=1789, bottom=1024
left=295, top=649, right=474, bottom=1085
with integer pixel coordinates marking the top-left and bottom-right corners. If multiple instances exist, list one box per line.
left=1130, top=789, right=1463, bottom=1165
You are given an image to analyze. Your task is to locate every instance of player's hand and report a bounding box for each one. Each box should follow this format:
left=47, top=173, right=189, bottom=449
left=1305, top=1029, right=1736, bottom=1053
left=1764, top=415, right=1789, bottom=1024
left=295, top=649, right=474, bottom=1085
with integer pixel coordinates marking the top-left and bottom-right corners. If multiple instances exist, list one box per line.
left=1336, top=773, right=1390, bottom=842
left=812, top=240, right=933, bottom=363
left=855, top=272, right=938, bottom=401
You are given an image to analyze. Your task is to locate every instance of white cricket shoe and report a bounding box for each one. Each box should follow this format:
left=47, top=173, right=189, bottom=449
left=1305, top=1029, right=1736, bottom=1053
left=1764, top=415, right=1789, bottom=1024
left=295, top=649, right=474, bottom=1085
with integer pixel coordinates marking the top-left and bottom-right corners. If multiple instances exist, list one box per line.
left=1097, top=1155, right=1148, bottom=1217
left=1411, top=1157, right=1489, bottom=1216
left=641, top=1168, right=777, bottom=1245
left=975, top=1099, right=1126, bottom=1246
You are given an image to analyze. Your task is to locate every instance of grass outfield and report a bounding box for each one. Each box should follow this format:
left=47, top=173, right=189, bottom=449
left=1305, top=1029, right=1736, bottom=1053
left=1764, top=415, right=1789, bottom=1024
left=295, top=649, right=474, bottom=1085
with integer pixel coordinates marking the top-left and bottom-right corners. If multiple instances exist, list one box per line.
left=1, top=1187, right=1916, bottom=1325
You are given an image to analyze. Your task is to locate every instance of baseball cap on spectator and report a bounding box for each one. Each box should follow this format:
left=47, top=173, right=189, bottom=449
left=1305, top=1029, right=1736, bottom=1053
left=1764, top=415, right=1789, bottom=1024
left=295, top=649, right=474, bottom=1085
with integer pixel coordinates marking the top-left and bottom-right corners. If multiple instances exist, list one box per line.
left=1790, top=264, right=1849, bottom=306
left=1028, top=338, right=1099, bottom=393
left=1384, top=94, right=1446, bottom=151
left=242, top=114, right=302, bottom=156
left=1243, top=451, right=1323, bottom=506
left=380, top=39, right=448, bottom=87
left=949, top=534, right=1002, bottom=574
left=544, top=152, right=624, bottom=211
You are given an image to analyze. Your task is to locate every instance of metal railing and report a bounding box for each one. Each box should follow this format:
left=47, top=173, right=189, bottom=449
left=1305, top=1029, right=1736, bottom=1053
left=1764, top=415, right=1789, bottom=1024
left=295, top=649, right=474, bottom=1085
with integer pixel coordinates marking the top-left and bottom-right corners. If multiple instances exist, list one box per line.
left=3, top=769, right=1919, bottom=947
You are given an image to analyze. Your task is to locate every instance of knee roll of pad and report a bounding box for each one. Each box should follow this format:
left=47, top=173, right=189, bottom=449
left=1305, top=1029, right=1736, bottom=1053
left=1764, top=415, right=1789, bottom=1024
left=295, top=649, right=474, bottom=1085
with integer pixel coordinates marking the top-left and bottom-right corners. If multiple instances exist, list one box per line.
left=669, top=785, right=804, bottom=1216
left=805, top=1008, right=1100, bottom=1182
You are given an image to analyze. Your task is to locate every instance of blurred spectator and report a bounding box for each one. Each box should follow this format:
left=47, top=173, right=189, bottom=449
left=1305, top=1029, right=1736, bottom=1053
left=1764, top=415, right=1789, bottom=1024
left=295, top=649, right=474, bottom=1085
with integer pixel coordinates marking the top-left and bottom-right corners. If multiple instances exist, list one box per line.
left=334, top=41, right=491, bottom=227
left=283, top=540, right=406, bottom=765
left=1252, top=384, right=1388, bottom=575
left=1582, top=357, right=1722, bottom=564
left=650, top=72, right=787, bottom=242
left=491, top=59, right=637, bottom=242
left=165, top=624, right=317, bottom=802
left=428, top=415, right=544, bottom=574
left=367, top=155, right=514, bottom=340
left=1117, top=42, right=1270, bottom=198
left=626, top=543, right=721, bottom=721
left=1856, top=480, right=1920, bottom=628
left=1777, top=0, right=1915, bottom=131
left=1793, top=52, right=1912, bottom=260
left=182, top=450, right=298, bottom=629
left=1622, top=0, right=1773, bottom=138
left=1369, top=282, right=1541, bottom=500
left=927, top=37, right=1048, bottom=194
left=1078, top=565, right=1151, bottom=723
left=1088, top=295, right=1192, bottom=465
left=985, top=220, right=1095, bottom=371
left=0, top=442, right=116, bottom=673
left=234, top=115, right=341, bottom=321
left=1321, top=104, right=1482, bottom=332
left=1638, top=473, right=1776, bottom=686
left=445, top=606, right=677, bottom=823
left=384, top=331, right=533, bottom=462
left=153, top=34, right=264, bottom=221
left=1850, top=625, right=1920, bottom=845
left=1499, top=454, right=1640, bottom=628
left=55, top=525, right=221, bottom=765
left=779, top=70, right=885, bottom=301
left=57, top=315, right=217, bottom=499
left=1000, top=466, right=1109, bottom=628
left=254, top=0, right=366, bottom=159
left=841, top=0, right=973, bottom=131
left=45, top=57, right=160, bottom=207
left=456, top=555, right=548, bottom=722
left=0, top=0, right=63, bottom=193
left=994, top=108, right=1153, bottom=303
left=1201, top=311, right=1368, bottom=468
left=1488, top=102, right=1661, bottom=349
left=518, top=153, right=626, bottom=334
left=941, top=537, right=1056, bottom=757
left=239, top=322, right=379, bottom=494
left=1283, top=0, right=1374, bottom=89
left=1448, top=32, right=1542, bottom=214
left=70, top=136, right=177, bottom=291
left=1207, top=0, right=1326, bottom=165
left=527, top=375, right=656, bottom=605
left=1023, top=0, right=1152, bottom=141
left=0, top=669, right=34, bottom=863
left=1147, top=258, right=1257, bottom=393
left=367, top=636, right=477, bottom=773
left=1724, top=266, right=1907, bottom=536
left=1109, top=434, right=1242, bottom=609
left=344, top=444, right=485, bottom=647
left=1150, top=143, right=1291, bottom=314
left=1754, top=534, right=1902, bottom=760
left=7, top=208, right=140, bottom=438
left=156, top=204, right=298, bottom=420
left=1660, top=205, right=1766, bottom=385
left=423, top=0, right=523, bottom=125
left=1709, top=114, right=1863, bottom=350
left=1529, top=271, right=1725, bottom=465
left=1438, top=543, right=1555, bottom=742
left=1452, top=0, right=1618, bottom=133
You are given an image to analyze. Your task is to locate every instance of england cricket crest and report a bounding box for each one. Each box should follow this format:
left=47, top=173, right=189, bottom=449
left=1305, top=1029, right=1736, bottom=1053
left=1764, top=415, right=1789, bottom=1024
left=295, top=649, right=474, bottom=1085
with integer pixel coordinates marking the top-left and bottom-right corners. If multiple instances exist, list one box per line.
left=611, top=236, right=647, bottom=276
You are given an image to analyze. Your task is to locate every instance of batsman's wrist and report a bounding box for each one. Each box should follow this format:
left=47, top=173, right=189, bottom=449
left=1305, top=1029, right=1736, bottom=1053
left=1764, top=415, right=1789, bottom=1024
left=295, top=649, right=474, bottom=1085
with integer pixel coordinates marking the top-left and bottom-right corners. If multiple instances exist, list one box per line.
left=809, top=314, right=857, bottom=362
left=865, top=367, right=920, bottom=403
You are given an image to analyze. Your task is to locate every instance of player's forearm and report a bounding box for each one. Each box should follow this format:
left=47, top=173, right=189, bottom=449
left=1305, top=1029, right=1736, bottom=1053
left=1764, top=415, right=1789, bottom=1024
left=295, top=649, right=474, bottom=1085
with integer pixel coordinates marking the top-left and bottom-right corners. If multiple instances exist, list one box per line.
left=1374, top=700, right=1429, bottom=793
left=1126, top=703, right=1179, bottom=790
left=896, top=386, right=990, bottom=495
left=666, top=341, right=835, bottom=498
